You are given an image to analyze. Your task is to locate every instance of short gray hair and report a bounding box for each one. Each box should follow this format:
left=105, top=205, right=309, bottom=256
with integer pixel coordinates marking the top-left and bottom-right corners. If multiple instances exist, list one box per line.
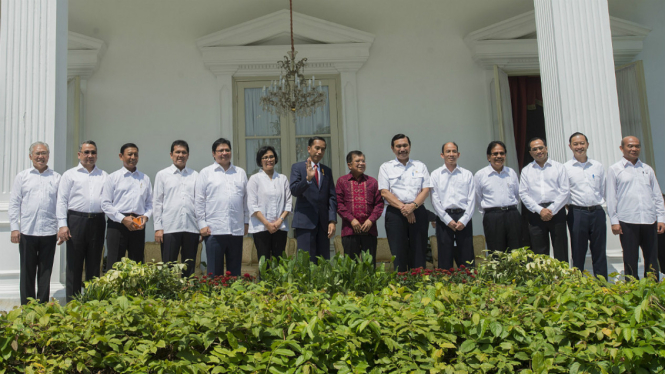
left=29, top=141, right=50, bottom=154
left=79, top=140, right=97, bottom=152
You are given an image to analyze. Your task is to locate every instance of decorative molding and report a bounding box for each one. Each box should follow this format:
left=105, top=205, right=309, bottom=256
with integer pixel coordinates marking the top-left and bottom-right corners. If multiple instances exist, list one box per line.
left=196, top=10, right=374, bottom=48
left=68, top=32, right=106, bottom=79
left=198, top=11, right=374, bottom=152
left=464, top=10, right=651, bottom=73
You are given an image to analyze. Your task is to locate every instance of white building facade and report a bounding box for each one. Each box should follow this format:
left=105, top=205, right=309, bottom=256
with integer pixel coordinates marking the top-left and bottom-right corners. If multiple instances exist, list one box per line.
left=1, top=0, right=663, bottom=307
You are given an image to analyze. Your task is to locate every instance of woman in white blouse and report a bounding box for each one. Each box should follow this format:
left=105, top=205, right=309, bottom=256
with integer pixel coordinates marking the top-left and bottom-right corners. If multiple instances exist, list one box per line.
left=247, top=146, right=292, bottom=264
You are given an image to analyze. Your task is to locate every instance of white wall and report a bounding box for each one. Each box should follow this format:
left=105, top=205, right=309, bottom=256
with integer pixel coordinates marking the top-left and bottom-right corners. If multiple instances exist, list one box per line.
left=608, top=0, right=665, bottom=185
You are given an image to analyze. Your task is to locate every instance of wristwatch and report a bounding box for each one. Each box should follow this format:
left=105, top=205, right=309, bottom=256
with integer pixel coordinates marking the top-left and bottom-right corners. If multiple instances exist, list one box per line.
left=413, top=202, right=419, bottom=209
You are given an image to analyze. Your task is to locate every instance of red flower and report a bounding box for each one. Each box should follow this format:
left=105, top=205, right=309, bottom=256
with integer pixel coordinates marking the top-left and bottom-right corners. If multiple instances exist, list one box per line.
left=226, top=271, right=231, bottom=276
left=460, top=265, right=466, bottom=269
left=243, top=273, right=251, bottom=278
left=208, top=272, right=213, bottom=276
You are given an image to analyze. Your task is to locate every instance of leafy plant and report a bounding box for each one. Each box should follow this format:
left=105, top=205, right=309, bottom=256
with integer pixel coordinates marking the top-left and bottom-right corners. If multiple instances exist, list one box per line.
left=478, top=247, right=580, bottom=286
left=77, top=258, right=188, bottom=302
left=259, top=250, right=394, bottom=296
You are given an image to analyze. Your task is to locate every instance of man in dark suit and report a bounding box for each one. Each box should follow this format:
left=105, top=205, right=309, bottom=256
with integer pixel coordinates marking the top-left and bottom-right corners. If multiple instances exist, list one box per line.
left=290, top=136, right=338, bottom=262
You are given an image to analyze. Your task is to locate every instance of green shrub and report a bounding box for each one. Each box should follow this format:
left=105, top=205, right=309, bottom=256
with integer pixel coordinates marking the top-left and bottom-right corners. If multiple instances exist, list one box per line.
left=77, top=258, right=188, bottom=302
left=3, top=251, right=665, bottom=373
left=478, top=248, right=582, bottom=286
left=259, top=250, right=394, bottom=296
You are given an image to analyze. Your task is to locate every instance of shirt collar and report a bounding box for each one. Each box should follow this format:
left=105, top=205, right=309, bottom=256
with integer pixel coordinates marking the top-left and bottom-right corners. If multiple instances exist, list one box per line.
left=392, top=158, right=412, bottom=167
left=441, top=165, right=461, bottom=175
left=214, top=162, right=235, bottom=172
left=531, top=158, right=553, bottom=169
left=309, top=160, right=320, bottom=168
left=77, top=163, right=100, bottom=174
left=121, top=166, right=139, bottom=175
left=30, top=166, right=51, bottom=174
left=259, top=169, right=277, bottom=179
left=487, top=163, right=507, bottom=176
left=621, top=157, right=642, bottom=167
left=169, top=164, right=190, bottom=175
left=346, top=172, right=367, bottom=182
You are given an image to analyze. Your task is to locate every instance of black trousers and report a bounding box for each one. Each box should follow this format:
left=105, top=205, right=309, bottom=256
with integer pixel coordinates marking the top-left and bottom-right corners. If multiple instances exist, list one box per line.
left=385, top=205, right=428, bottom=271
left=566, top=207, right=607, bottom=279
left=342, top=234, right=378, bottom=268
left=19, top=234, right=57, bottom=305
left=620, top=221, right=658, bottom=280
left=527, top=208, right=568, bottom=262
left=436, top=212, right=474, bottom=269
left=205, top=235, right=243, bottom=276
left=106, top=218, right=145, bottom=271
left=295, top=225, right=330, bottom=263
left=253, top=230, right=288, bottom=264
left=482, top=208, right=522, bottom=253
left=658, top=232, right=665, bottom=276
left=161, top=232, right=199, bottom=278
left=66, top=212, right=106, bottom=302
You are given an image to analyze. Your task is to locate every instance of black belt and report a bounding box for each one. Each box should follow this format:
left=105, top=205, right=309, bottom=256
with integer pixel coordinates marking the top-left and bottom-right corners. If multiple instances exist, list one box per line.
left=569, top=204, right=602, bottom=212
left=539, top=202, right=554, bottom=208
left=68, top=210, right=104, bottom=218
left=122, top=213, right=139, bottom=217
left=445, top=208, right=465, bottom=214
left=485, top=205, right=517, bottom=213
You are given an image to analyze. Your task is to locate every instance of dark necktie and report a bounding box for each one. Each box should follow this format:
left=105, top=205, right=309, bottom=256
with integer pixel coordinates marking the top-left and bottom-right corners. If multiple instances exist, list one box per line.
left=313, top=164, right=319, bottom=187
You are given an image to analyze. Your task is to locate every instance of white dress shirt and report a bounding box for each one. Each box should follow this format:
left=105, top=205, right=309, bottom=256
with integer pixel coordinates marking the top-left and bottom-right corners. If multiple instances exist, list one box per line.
left=9, top=167, right=61, bottom=236
left=153, top=164, right=198, bottom=234
left=564, top=158, right=605, bottom=207
left=473, top=164, right=520, bottom=214
left=195, top=162, right=249, bottom=236
left=606, top=158, right=665, bottom=225
left=519, top=159, right=570, bottom=215
left=430, top=165, right=475, bottom=225
left=378, top=158, right=432, bottom=204
left=56, top=163, right=108, bottom=228
left=247, top=169, right=292, bottom=233
left=101, top=167, right=153, bottom=223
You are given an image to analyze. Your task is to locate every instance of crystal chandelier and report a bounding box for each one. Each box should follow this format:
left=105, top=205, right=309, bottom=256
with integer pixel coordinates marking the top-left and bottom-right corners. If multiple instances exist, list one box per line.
left=260, top=0, right=326, bottom=117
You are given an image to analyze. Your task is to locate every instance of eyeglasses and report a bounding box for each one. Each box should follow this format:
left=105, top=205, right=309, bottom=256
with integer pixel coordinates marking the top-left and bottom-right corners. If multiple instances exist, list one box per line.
left=530, top=146, right=545, bottom=152
left=491, top=152, right=506, bottom=156
left=33, top=151, right=49, bottom=156
left=262, top=155, right=275, bottom=160
left=81, top=150, right=97, bottom=155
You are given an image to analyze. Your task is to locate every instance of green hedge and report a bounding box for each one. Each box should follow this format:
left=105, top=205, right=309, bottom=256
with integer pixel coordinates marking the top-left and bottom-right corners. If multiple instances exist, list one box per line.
left=1, top=250, right=665, bottom=373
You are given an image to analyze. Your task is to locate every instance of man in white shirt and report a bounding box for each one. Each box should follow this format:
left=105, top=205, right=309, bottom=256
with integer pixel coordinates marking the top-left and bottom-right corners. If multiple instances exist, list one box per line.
left=9, top=141, right=61, bottom=304
left=196, top=138, right=249, bottom=276
left=378, top=134, right=432, bottom=271
left=153, top=140, right=199, bottom=277
left=474, top=141, right=522, bottom=254
left=101, top=143, right=153, bottom=271
left=519, top=137, right=570, bottom=262
left=564, top=132, right=607, bottom=279
left=430, top=142, right=476, bottom=269
left=607, top=136, right=665, bottom=279
left=56, top=140, right=107, bottom=302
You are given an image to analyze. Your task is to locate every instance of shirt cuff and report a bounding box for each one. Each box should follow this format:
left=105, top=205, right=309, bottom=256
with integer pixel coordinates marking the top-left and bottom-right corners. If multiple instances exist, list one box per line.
left=610, top=218, right=619, bottom=225
left=307, top=179, right=313, bottom=184
left=198, top=221, right=208, bottom=230
left=58, top=219, right=68, bottom=228
left=10, top=223, right=20, bottom=232
left=460, top=216, right=471, bottom=226
left=658, top=216, right=665, bottom=224
left=154, top=223, right=163, bottom=231
left=113, top=212, right=126, bottom=223
left=442, top=214, right=453, bottom=226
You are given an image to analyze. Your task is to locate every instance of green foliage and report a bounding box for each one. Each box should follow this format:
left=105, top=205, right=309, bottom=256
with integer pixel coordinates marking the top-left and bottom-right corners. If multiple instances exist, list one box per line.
left=259, top=250, right=394, bottom=296
left=478, top=247, right=581, bottom=286
left=77, top=258, right=188, bottom=302
left=2, top=252, right=665, bottom=373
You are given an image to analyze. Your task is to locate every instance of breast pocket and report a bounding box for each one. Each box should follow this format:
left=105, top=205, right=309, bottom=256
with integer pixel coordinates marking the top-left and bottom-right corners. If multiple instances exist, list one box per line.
left=408, top=176, right=423, bottom=188
left=233, top=181, right=245, bottom=196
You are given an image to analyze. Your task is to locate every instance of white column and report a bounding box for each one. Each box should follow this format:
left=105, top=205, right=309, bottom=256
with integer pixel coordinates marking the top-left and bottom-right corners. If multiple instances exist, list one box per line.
left=534, top=0, right=623, bottom=165
left=534, top=0, right=625, bottom=270
left=0, top=0, right=68, bottom=307
left=339, top=70, right=360, bottom=154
